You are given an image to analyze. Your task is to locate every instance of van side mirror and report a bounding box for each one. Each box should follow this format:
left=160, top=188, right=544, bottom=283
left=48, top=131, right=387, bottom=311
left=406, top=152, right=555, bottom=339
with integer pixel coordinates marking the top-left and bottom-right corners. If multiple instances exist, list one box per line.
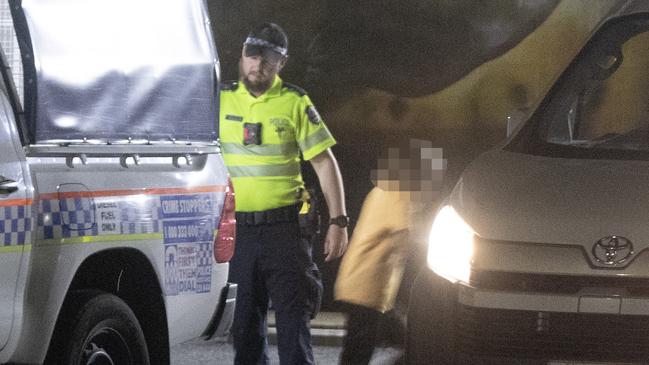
left=506, top=108, right=529, bottom=137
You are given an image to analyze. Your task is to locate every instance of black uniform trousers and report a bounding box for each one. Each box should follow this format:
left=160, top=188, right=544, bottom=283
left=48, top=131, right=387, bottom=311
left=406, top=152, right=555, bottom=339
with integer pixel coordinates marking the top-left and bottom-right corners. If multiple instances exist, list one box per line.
left=229, top=209, right=322, bottom=365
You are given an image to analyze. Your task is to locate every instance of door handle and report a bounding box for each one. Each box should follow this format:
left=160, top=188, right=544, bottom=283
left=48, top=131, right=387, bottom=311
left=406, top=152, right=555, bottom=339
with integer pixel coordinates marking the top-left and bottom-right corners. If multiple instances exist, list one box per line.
left=0, top=178, right=18, bottom=194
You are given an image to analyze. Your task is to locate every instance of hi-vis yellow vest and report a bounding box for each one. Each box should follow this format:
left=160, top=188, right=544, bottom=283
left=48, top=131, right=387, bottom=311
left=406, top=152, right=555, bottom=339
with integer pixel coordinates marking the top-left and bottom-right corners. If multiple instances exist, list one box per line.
left=219, top=76, right=336, bottom=212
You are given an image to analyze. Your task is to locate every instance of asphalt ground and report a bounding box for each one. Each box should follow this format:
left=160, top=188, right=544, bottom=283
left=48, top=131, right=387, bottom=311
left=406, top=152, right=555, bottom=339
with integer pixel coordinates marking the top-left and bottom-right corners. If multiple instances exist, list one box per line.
left=170, top=311, right=404, bottom=364
left=170, top=338, right=403, bottom=364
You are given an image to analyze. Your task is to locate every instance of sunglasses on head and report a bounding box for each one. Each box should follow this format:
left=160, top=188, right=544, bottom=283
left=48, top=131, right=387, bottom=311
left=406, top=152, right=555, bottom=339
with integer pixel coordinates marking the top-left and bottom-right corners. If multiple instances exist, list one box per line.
left=244, top=45, right=286, bottom=65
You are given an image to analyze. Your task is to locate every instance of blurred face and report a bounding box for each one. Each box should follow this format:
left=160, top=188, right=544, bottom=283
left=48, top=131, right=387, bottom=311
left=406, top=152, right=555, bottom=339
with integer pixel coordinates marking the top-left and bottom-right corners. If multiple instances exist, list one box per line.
left=370, top=141, right=445, bottom=202
left=239, top=45, right=286, bottom=96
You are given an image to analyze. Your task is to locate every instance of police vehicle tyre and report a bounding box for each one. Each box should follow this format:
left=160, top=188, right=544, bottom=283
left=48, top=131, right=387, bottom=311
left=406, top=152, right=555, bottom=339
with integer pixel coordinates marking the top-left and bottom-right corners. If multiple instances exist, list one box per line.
left=406, top=268, right=458, bottom=365
left=60, top=291, right=150, bottom=365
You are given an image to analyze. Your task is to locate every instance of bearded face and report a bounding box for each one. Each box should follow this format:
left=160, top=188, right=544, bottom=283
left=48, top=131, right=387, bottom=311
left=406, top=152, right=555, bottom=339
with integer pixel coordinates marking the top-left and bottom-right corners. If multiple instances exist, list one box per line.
left=238, top=47, right=285, bottom=96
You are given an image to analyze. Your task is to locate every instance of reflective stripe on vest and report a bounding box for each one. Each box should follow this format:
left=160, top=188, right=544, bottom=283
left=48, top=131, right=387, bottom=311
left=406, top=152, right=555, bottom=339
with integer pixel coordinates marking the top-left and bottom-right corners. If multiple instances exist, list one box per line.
left=221, top=142, right=299, bottom=156
left=227, top=162, right=301, bottom=177
left=299, top=127, right=333, bottom=152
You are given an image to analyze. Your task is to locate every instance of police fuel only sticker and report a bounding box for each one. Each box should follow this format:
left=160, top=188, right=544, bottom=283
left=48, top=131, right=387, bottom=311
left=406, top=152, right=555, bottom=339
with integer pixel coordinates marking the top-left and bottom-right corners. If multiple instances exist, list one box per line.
left=160, top=194, right=220, bottom=296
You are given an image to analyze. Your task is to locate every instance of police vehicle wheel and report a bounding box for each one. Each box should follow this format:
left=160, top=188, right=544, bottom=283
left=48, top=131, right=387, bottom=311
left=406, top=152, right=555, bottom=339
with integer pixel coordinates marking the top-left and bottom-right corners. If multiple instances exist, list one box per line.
left=406, top=268, right=458, bottom=365
left=61, top=292, right=150, bottom=365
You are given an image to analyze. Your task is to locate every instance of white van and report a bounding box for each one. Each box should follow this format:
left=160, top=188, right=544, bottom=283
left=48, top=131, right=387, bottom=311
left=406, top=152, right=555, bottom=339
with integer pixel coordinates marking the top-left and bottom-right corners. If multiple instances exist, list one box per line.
left=407, top=2, right=649, bottom=364
left=0, top=1, right=236, bottom=364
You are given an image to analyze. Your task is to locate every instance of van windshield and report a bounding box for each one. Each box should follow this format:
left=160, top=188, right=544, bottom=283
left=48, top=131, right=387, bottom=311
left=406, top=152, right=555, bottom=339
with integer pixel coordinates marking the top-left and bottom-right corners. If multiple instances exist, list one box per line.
left=510, top=14, right=649, bottom=160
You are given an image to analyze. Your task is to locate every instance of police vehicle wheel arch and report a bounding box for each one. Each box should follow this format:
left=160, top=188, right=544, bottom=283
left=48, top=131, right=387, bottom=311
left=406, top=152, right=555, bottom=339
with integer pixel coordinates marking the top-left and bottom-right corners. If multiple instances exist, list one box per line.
left=46, top=290, right=150, bottom=365
left=406, top=268, right=459, bottom=365
left=45, top=249, right=169, bottom=364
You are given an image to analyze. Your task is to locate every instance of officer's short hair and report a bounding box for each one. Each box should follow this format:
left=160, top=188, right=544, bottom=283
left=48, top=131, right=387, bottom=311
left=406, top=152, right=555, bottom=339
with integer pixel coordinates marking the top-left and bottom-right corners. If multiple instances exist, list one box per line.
left=245, top=23, right=289, bottom=56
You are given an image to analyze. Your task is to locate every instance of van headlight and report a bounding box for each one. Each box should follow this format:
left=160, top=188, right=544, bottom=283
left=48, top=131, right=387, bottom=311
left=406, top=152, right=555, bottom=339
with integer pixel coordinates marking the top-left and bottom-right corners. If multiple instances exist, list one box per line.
left=426, top=205, right=475, bottom=284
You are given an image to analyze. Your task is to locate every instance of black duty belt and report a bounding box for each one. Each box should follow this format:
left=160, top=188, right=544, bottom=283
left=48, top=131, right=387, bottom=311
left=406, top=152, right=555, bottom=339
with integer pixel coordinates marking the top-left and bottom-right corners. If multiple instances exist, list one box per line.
left=236, top=204, right=300, bottom=226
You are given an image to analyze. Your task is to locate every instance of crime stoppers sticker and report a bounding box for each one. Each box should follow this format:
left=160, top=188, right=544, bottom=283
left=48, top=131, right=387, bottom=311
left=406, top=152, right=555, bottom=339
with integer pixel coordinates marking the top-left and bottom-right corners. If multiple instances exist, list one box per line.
left=161, top=194, right=220, bottom=296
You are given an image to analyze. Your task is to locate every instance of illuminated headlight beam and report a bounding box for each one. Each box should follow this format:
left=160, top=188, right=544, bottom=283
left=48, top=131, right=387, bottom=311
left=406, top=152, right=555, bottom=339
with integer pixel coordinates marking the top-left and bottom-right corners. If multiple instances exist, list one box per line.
left=426, top=205, right=475, bottom=284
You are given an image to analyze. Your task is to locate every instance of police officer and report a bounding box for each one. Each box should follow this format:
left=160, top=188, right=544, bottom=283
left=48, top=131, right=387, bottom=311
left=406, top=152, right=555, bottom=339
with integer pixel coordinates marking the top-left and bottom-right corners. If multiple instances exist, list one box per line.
left=220, top=23, right=349, bottom=365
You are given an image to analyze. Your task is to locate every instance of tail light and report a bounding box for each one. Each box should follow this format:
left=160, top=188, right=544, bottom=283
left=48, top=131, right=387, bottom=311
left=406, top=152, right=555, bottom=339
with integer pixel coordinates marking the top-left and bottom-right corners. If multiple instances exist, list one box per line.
left=214, top=177, right=236, bottom=263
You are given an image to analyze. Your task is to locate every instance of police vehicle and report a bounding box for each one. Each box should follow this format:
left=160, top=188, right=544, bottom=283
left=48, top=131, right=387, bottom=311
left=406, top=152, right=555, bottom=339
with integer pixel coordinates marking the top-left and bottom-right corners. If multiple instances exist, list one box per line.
left=0, top=1, right=236, bottom=364
left=407, top=1, right=649, bottom=364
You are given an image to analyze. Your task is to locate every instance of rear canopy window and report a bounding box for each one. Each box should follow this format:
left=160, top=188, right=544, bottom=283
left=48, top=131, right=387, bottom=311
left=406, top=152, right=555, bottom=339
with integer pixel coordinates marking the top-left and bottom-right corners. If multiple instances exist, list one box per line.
left=12, top=0, right=219, bottom=144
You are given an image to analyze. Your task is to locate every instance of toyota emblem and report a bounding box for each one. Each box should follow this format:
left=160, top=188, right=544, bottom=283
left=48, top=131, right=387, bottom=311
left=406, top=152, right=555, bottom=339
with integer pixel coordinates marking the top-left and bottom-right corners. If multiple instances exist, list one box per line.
left=592, top=235, right=634, bottom=265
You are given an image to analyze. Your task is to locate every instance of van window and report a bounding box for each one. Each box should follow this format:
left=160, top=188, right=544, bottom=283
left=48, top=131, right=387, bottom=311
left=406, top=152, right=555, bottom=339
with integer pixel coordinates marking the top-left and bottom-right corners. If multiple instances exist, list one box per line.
left=546, top=31, right=649, bottom=150
left=510, top=15, right=649, bottom=160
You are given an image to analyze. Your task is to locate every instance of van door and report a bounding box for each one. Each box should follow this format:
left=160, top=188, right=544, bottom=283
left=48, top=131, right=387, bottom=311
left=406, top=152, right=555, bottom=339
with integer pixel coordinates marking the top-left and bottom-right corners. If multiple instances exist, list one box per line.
left=0, top=87, right=29, bottom=350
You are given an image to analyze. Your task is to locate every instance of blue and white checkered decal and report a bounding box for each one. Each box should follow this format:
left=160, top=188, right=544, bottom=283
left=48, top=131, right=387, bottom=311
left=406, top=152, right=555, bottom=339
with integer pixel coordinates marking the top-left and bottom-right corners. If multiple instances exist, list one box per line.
left=37, top=196, right=168, bottom=239
left=0, top=204, right=32, bottom=246
left=39, top=197, right=98, bottom=239
left=118, top=197, right=162, bottom=234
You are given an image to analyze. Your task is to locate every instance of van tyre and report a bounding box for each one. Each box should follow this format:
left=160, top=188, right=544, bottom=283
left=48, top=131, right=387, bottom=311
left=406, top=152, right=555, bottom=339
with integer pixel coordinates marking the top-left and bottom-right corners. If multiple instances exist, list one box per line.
left=57, top=291, right=150, bottom=365
left=406, top=269, right=458, bottom=365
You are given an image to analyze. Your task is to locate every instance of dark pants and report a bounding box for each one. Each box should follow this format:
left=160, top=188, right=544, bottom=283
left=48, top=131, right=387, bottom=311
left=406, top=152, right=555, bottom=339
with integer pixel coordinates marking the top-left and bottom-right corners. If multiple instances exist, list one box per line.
left=340, top=304, right=381, bottom=365
left=229, top=217, right=322, bottom=365
left=340, top=303, right=407, bottom=365
left=339, top=237, right=423, bottom=365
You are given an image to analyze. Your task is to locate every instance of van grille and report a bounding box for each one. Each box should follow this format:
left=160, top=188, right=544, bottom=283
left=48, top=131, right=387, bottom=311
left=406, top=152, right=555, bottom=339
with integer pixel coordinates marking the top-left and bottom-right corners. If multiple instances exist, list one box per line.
left=456, top=304, right=649, bottom=362
left=470, top=270, right=649, bottom=296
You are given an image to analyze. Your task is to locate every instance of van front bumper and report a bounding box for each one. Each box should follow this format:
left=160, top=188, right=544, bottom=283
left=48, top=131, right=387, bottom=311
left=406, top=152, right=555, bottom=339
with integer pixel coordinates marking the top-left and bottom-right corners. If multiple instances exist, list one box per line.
left=451, top=283, right=649, bottom=362
left=458, top=285, right=649, bottom=315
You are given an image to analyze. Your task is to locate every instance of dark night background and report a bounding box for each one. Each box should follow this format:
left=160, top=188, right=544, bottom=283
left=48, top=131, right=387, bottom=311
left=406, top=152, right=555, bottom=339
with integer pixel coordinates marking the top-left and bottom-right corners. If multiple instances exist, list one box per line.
left=206, top=0, right=624, bottom=309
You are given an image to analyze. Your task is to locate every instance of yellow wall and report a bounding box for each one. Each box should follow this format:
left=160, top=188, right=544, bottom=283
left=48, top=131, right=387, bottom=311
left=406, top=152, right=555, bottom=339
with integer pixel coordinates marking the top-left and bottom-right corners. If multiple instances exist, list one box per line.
left=327, top=1, right=624, bottom=139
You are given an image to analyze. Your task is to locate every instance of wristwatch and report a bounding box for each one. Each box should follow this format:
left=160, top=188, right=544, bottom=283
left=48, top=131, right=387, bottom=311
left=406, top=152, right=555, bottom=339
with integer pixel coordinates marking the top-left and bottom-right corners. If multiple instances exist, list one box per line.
left=329, top=215, right=350, bottom=228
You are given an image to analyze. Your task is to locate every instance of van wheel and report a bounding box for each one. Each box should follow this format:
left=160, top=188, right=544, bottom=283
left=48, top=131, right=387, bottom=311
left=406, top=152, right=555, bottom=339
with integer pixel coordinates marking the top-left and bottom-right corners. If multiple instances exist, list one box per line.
left=406, top=269, right=458, bottom=365
left=60, top=291, right=150, bottom=365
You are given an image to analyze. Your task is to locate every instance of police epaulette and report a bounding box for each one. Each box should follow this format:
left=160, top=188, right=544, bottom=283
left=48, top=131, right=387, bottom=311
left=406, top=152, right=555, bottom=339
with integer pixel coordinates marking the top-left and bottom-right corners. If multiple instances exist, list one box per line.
left=220, top=80, right=239, bottom=91
left=282, top=82, right=307, bottom=97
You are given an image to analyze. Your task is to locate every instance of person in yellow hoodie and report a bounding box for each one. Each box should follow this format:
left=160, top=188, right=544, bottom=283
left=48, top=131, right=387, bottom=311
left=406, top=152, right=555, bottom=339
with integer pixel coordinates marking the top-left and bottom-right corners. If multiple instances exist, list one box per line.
left=335, top=139, right=443, bottom=364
